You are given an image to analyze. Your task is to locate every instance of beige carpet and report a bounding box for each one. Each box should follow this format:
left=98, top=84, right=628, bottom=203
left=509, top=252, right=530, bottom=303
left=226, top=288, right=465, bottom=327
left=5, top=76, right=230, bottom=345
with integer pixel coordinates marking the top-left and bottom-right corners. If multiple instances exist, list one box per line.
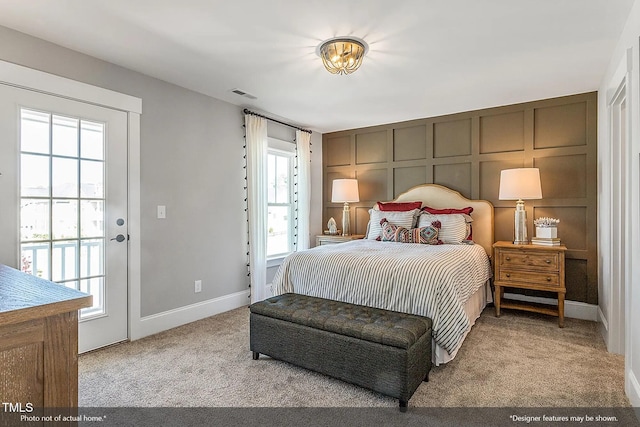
left=79, top=306, right=630, bottom=409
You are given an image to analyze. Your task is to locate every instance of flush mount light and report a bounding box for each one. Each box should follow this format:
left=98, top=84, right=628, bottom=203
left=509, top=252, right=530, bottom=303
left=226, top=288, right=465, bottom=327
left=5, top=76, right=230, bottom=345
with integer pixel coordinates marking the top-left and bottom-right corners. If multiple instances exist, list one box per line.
left=316, top=37, right=369, bottom=75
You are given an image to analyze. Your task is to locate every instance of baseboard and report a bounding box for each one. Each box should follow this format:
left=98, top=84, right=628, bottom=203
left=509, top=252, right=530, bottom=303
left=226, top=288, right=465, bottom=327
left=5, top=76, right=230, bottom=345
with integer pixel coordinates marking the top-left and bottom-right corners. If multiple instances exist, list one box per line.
left=598, top=306, right=609, bottom=347
left=598, top=306, right=609, bottom=330
left=503, top=293, right=598, bottom=321
left=628, top=369, right=640, bottom=408
left=131, top=289, right=250, bottom=340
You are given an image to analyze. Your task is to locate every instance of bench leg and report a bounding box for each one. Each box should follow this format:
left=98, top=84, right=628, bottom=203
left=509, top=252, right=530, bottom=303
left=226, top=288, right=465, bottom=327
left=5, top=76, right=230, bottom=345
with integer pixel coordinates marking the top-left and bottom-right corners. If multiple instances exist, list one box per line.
left=252, top=351, right=259, bottom=360
left=399, top=400, right=407, bottom=412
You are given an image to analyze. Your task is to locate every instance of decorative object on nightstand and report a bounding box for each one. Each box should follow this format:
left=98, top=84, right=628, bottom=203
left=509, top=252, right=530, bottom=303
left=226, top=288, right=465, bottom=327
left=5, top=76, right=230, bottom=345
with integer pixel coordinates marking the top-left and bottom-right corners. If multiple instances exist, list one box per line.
left=492, top=241, right=567, bottom=327
left=498, top=168, right=542, bottom=244
left=532, top=217, right=561, bottom=246
left=327, top=217, right=338, bottom=235
left=331, top=179, right=360, bottom=236
left=315, top=234, right=365, bottom=246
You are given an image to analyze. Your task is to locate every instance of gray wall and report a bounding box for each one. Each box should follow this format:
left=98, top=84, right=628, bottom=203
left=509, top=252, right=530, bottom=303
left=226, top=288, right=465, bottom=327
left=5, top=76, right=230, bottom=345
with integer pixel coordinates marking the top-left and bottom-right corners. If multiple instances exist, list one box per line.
left=0, top=25, right=322, bottom=317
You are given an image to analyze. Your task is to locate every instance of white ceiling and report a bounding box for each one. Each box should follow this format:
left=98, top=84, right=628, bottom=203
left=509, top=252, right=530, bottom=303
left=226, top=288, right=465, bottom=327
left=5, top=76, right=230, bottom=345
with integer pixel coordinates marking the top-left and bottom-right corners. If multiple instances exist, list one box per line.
left=0, top=0, right=635, bottom=133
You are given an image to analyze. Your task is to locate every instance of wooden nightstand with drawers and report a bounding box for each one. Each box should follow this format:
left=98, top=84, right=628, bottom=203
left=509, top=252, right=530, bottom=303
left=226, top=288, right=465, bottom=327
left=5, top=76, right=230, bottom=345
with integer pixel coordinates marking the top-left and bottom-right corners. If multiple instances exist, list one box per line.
left=315, top=234, right=365, bottom=246
left=492, top=241, right=567, bottom=327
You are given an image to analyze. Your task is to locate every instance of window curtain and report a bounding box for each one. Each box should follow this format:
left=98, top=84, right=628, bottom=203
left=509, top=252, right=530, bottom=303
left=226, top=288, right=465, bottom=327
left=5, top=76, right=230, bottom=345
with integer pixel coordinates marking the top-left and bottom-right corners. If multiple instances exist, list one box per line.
left=295, top=130, right=312, bottom=250
left=245, top=114, right=268, bottom=303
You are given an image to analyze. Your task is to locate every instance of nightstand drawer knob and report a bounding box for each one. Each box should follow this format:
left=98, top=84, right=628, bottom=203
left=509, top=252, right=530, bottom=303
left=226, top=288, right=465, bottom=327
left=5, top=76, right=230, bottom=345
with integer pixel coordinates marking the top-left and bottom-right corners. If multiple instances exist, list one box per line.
left=505, top=273, right=510, bottom=278
left=546, top=277, right=552, bottom=282
left=505, top=257, right=511, bottom=261
left=546, top=259, right=551, bottom=264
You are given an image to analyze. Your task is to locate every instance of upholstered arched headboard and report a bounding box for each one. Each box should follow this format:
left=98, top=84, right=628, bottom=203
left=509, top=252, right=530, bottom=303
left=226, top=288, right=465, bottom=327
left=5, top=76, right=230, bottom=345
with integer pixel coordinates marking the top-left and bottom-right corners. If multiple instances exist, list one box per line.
left=387, top=184, right=494, bottom=256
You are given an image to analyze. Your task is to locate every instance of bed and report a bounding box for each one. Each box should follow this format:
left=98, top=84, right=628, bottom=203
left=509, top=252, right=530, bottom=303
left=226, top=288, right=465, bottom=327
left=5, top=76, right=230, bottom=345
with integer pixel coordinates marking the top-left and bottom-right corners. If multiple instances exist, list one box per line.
left=272, top=184, right=494, bottom=365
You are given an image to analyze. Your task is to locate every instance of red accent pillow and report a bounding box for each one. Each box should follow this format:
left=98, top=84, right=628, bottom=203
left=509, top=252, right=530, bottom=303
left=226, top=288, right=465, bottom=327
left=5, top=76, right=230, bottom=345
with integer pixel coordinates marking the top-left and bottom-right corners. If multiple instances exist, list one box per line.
left=421, top=206, right=474, bottom=240
left=421, top=206, right=473, bottom=215
left=377, top=201, right=422, bottom=211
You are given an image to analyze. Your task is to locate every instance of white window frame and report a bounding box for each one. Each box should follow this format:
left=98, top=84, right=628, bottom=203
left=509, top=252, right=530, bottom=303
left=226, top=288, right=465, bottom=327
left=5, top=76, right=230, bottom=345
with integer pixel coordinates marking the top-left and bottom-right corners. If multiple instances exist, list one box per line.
left=267, top=138, right=295, bottom=260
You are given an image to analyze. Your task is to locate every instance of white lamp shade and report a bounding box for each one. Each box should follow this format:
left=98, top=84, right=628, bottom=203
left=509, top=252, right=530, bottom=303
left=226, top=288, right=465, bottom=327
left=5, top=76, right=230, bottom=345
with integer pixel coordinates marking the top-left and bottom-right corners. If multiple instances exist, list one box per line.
left=331, top=179, right=360, bottom=203
left=499, top=168, right=542, bottom=200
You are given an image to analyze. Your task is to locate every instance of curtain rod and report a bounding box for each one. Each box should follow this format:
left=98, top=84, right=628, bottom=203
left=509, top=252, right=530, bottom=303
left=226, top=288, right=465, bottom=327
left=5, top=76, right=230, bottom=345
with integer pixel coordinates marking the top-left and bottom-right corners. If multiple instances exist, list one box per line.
left=243, top=108, right=312, bottom=134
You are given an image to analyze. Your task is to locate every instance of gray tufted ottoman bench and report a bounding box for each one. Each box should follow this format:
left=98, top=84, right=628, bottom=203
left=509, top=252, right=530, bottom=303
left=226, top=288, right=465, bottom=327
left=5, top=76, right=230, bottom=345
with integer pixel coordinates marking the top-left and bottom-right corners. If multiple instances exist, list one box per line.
left=249, top=293, right=432, bottom=411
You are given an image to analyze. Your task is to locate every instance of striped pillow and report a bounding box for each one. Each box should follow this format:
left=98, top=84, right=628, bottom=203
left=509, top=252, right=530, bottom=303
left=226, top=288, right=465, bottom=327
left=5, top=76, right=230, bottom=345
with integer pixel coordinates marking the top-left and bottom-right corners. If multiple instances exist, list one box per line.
left=366, top=208, right=419, bottom=240
left=417, top=213, right=468, bottom=244
left=380, top=218, right=441, bottom=244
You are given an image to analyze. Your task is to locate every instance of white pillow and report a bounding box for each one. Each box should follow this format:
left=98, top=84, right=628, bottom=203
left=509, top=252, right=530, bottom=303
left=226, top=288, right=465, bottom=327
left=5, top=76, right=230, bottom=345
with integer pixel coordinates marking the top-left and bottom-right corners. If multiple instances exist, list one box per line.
left=418, top=213, right=467, bottom=244
left=367, top=209, right=419, bottom=240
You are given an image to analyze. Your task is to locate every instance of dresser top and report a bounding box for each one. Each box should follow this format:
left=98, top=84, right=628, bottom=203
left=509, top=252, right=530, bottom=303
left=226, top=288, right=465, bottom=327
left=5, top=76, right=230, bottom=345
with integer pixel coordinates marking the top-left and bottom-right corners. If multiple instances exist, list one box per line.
left=0, top=264, right=92, bottom=326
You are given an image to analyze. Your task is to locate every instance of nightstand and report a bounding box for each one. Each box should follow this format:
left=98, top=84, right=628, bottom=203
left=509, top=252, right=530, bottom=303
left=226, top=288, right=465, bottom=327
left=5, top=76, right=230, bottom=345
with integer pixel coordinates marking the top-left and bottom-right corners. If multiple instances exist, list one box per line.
left=315, top=234, right=365, bottom=246
left=492, top=241, right=567, bottom=327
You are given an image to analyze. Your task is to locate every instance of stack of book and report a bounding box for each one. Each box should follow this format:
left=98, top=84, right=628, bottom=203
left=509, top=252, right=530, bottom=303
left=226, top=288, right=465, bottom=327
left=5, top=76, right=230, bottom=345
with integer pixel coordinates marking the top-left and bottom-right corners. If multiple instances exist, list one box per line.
left=531, top=237, right=561, bottom=246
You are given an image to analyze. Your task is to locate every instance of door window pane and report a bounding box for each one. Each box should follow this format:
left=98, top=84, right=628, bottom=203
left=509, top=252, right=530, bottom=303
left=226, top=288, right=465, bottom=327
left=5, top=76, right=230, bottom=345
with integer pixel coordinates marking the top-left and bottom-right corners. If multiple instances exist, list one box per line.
left=52, top=157, right=78, bottom=197
left=52, top=200, right=78, bottom=239
left=21, top=199, right=50, bottom=241
left=21, top=154, right=50, bottom=197
left=80, top=277, right=104, bottom=316
left=80, top=120, right=104, bottom=160
left=52, top=115, right=78, bottom=157
left=63, top=280, right=79, bottom=291
left=81, top=239, right=104, bottom=277
left=81, top=200, right=104, bottom=238
left=20, top=109, right=50, bottom=154
left=52, top=240, right=79, bottom=282
left=80, top=160, right=104, bottom=198
left=20, top=243, right=50, bottom=279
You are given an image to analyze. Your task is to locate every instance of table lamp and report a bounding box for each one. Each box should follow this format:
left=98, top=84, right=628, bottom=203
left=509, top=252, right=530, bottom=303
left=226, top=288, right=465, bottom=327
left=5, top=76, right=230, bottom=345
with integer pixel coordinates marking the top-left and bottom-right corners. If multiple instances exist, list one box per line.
left=331, top=179, right=359, bottom=236
left=498, top=168, right=542, bottom=244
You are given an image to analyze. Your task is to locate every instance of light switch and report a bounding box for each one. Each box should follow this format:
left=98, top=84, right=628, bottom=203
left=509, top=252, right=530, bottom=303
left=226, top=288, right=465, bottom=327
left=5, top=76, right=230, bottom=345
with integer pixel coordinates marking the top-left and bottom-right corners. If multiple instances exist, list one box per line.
left=157, top=205, right=166, bottom=219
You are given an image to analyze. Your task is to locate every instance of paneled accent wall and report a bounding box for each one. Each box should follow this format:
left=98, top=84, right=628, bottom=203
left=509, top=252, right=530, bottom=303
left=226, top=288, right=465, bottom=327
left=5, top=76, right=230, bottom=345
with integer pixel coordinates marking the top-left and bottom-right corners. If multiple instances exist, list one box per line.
left=322, top=92, right=597, bottom=304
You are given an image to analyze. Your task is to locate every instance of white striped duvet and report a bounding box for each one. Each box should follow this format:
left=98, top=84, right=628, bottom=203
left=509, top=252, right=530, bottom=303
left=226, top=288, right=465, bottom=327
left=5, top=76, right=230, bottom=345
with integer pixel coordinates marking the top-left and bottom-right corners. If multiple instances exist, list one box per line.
left=272, top=240, right=492, bottom=354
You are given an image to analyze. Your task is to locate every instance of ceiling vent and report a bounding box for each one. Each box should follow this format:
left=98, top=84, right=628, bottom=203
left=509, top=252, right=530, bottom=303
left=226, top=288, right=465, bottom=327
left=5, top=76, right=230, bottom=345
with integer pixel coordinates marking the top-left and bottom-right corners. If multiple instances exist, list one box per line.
left=230, top=88, right=257, bottom=100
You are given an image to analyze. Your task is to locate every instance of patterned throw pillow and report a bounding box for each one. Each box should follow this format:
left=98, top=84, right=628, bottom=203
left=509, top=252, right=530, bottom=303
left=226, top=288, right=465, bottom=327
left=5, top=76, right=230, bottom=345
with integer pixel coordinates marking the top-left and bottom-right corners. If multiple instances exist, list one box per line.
left=366, top=208, right=420, bottom=240
left=380, top=218, right=441, bottom=245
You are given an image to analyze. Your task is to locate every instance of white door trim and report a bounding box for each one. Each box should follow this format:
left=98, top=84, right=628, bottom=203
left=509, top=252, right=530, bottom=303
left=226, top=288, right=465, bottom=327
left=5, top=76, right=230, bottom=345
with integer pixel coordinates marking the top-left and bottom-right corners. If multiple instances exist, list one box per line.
left=600, top=49, right=632, bottom=355
left=0, top=60, right=141, bottom=113
left=0, top=59, right=142, bottom=343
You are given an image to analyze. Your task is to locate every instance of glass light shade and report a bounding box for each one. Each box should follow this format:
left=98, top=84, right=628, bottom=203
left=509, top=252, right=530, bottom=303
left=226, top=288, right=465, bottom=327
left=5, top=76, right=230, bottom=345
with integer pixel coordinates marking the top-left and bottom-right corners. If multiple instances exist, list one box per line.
left=498, top=168, right=542, bottom=200
left=331, top=179, right=360, bottom=203
left=318, top=38, right=367, bottom=75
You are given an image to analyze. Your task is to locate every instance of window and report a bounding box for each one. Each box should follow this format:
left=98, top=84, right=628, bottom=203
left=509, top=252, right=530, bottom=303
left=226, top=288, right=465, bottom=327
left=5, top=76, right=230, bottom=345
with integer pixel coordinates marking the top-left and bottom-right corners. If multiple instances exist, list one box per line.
left=267, top=141, right=295, bottom=258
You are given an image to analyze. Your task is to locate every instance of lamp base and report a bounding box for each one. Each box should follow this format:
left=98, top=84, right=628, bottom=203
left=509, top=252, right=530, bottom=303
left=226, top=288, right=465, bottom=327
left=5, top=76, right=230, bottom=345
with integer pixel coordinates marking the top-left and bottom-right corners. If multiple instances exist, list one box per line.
left=342, top=203, right=351, bottom=236
left=513, top=200, right=528, bottom=244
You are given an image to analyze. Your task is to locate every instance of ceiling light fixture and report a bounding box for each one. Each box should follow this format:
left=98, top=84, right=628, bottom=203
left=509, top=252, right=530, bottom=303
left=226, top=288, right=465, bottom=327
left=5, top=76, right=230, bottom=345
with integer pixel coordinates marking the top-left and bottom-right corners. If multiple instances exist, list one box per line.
left=317, top=37, right=368, bottom=75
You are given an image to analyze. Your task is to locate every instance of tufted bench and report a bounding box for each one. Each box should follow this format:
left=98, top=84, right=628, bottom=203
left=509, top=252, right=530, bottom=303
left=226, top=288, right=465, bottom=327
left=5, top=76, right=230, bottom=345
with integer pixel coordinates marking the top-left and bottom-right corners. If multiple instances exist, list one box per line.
left=249, top=293, right=432, bottom=411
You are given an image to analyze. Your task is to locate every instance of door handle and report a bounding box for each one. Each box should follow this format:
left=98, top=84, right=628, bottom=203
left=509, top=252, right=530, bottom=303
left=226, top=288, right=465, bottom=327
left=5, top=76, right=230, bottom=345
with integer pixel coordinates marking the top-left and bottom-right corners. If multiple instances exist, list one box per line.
left=110, top=234, right=126, bottom=242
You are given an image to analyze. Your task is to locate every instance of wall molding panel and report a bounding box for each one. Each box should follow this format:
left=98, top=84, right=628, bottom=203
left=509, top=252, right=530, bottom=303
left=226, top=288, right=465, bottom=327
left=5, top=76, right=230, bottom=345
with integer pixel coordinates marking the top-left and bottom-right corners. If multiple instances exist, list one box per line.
left=322, top=92, right=597, bottom=304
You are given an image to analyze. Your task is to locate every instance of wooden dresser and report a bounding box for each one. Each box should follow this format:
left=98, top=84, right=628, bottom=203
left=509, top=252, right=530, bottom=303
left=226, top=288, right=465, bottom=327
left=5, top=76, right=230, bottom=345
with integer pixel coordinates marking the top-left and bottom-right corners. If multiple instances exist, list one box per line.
left=492, top=241, right=567, bottom=327
left=0, top=264, right=92, bottom=411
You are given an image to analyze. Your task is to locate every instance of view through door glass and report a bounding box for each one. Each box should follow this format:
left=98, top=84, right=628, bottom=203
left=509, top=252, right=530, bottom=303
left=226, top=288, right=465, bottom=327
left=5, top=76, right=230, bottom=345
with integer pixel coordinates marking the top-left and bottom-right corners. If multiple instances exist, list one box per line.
left=20, top=108, right=107, bottom=319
